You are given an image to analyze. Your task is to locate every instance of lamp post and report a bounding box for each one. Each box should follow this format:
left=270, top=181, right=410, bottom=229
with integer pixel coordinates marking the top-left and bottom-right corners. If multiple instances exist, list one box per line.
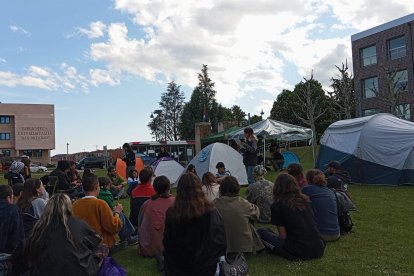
left=66, top=143, right=69, bottom=160
left=260, top=109, right=264, bottom=120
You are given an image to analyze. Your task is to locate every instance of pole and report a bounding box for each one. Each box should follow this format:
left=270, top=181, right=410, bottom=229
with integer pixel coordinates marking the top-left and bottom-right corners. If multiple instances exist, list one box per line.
left=66, top=143, right=69, bottom=160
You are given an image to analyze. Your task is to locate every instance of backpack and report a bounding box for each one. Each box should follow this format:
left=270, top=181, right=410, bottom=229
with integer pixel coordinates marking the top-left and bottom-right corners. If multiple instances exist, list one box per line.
left=331, top=189, right=357, bottom=234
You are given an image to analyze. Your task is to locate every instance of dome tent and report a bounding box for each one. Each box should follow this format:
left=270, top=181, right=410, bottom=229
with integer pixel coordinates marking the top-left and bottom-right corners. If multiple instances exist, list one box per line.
left=316, top=113, right=414, bottom=185
left=177, top=142, right=248, bottom=185
left=151, top=157, right=184, bottom=185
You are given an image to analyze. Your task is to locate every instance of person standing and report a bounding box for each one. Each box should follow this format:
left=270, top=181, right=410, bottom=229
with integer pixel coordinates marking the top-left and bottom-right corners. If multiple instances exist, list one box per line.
left=122, top=143, right=136, bottom=179
left=157, top=146, right=170, bottom=159
left=239, top=127, right=258, bottom=184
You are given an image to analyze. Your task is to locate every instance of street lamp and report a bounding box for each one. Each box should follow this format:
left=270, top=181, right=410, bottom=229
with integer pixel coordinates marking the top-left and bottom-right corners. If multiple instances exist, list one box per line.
left=66, top=143, right=69, bottom=160
left=260, top=109, right=264, bottom=120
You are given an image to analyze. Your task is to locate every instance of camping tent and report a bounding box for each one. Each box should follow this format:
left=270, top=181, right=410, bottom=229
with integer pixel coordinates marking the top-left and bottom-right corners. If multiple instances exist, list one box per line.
left=151, top=157, right=184, bottom=185
left=177, top=142, right=248, bottom=185
left=228, top=118, right=314, bottom=162
left=316, top=113, right=414, bottom=185
left=116, top=157, right=144, bottom=180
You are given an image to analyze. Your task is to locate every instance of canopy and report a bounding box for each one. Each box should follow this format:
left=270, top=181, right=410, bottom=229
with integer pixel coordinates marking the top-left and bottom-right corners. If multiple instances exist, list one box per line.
left=228, top=119, right=312, bottom=141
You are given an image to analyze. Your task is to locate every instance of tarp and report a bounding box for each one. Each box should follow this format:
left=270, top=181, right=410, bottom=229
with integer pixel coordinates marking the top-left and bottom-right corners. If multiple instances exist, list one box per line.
left=282, top=151, right=301, bottom=169
left=202, top=126, right=241, bottom=144
left=177, top=142, right=248, bottom=185
left=316, top=113, right=414, bottom=185
left=116, top=157, right=144, bottom=180
left=151, top=157, right=184, bottom=185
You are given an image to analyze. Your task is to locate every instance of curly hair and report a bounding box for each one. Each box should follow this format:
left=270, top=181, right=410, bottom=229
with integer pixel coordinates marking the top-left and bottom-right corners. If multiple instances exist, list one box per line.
left=273, top=173, right=309, bottom=210
left=168, top=173, right=213, bottom=222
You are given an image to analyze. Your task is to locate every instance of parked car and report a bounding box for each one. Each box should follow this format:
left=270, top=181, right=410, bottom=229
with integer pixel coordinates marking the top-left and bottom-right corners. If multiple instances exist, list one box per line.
left=30, top=164, right=48, bottom=173
left=136, top=152, right=156, bottom=166
left=76, top=157, right=106, bottom=170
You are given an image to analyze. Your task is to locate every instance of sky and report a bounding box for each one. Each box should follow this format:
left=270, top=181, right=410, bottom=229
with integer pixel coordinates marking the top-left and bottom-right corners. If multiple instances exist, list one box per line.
left=1, top=0, right=414, bottom=155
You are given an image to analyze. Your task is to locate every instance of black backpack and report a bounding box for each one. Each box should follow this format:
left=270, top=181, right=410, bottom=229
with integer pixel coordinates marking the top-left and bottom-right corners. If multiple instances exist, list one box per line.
left=331, top=189, right=356, bottom=234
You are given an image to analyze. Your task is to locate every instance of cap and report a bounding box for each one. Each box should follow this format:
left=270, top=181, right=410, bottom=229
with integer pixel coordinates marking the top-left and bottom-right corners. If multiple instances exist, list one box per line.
left=9, top=161, right=25, bottom=174
left=327, top=160, right=341, bottom=169
left=216, top=162, right=225, bottom=169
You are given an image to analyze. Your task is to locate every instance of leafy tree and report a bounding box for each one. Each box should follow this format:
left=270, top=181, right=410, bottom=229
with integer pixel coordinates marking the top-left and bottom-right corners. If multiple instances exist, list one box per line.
left=270, top=89, right=303, bottom=126
left=328, top=60, right=356, bottom=119
left=179, top=88, right=203, bottom=139
left=148, top=81, right=185, bottom=141
left=231, top=105, right=247, bottom=126
left=250, top=114, right=262, bottom=124
left=198, top=64, right=216, bottom=122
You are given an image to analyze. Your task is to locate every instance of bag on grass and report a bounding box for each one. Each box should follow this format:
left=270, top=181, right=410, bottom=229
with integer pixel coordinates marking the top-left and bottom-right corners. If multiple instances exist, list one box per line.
left=331, top=189, right=356, bottom=234
left=97, top=256, right=126, bottom=276
left=219, top=252, right=248, bottom=276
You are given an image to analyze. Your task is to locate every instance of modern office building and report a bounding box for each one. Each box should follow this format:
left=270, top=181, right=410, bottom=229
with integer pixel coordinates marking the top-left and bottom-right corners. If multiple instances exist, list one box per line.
left=0, top=103, right=55, bottom=164
left=351, top=13, right=414, bottom=119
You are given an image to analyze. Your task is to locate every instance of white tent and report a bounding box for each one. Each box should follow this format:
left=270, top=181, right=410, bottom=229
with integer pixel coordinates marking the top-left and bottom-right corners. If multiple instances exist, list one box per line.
left=151, top=157, right=184, bottom=185
left=316, top=113, right=414, bottom=185
left=228, top=119, right=314, bottom=162
left=177, top=142, right=248, bottom=185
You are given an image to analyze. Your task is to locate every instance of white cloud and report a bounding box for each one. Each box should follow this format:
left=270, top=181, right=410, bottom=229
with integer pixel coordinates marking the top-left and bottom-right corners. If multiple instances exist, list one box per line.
left=0, top=58, right=6, bottom=63
left=89, top=68, right=120, bottom=86
left=76, top=21, right=106, bottom=39
left=9, top=25, right=31, bottom=37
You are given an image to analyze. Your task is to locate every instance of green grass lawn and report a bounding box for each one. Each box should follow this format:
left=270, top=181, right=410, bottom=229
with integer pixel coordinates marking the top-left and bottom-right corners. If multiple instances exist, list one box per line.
left=2, top=148, right=414, bottom=275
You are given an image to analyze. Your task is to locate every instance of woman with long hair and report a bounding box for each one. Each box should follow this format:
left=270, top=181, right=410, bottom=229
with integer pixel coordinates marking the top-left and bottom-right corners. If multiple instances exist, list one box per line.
left=138, top=176, right=175, bottom=257
left=201, top=172, right=220, bottom=202
left=21, top=193, right=102, bottom=275
left=258, top=173, right=325, bottom=260
left=287, top=163, right=308, bottom=188
left=163, top=173, right=226, bottom=276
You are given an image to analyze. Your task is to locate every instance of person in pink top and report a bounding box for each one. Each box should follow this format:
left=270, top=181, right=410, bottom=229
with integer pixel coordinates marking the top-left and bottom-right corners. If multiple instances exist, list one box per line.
left=138, top=175, right=175, bottom=257
left=287, top=163, right=308, bottom=189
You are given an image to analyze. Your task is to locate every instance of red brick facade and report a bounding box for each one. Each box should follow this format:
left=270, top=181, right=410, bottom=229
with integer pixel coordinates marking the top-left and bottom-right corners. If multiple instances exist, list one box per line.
left=352, top=14, right=414, bottom=119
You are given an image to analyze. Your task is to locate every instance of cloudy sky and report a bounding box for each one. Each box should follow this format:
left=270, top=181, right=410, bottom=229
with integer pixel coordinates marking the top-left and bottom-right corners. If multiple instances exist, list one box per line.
left=1, top=0, right=414, bottom=154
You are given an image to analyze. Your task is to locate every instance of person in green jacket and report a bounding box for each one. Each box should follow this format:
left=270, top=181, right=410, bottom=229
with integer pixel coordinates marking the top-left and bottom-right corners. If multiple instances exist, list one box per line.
left=98, top=176, right=115, bottom=210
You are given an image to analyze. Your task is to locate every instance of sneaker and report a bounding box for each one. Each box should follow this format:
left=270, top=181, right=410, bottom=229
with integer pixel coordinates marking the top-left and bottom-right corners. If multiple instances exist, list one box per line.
left=127, top=235, right=139, bottom=246
left=110, top=241, right=127, bottom=254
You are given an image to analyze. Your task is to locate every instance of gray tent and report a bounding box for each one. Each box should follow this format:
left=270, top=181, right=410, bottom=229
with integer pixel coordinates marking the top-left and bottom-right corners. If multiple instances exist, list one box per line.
left=178, top=142, right=248, bottom=185
left=228, top=118, right=314, bottom=162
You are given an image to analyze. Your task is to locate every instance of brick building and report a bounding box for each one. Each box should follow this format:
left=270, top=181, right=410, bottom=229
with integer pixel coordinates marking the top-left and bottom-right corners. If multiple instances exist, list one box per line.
left=0, top=103, right=55, bottom=165
left=351, top=13, right=414, bottom=119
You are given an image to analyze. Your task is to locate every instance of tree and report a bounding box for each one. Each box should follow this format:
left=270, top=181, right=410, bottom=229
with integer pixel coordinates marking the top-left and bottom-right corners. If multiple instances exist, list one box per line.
left=270, top=89, right=303, bottom=126
left=148, top=81, right=185, bottom=141
left=198, top=64, right=216, bottom=122
left=231, top=105, right=247, bottom=126
left=179, top=88, right=203, bottom=139
left=250, top=114, right=262, bottom=124
left=328, top=60, right=356, bottom=119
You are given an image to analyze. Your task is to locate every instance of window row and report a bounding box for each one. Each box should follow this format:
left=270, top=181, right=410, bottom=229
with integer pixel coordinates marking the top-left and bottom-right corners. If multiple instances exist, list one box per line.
left=363, top=103, right=411, bottom=120
left=360, top=35, right=406, bottom=67
left=22, top=149, right=43, bottom=158
left=0, top=133, right=10, bottom=140
left=1, top=149, right=11, bottom=156
left=0, top=116, right=11, bottom=124
left=363, top=69, right=408, bottom=98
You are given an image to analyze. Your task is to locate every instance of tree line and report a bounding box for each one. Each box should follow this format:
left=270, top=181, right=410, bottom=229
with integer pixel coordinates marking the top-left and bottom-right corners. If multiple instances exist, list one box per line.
left=148, top=62, right=356, bottom=142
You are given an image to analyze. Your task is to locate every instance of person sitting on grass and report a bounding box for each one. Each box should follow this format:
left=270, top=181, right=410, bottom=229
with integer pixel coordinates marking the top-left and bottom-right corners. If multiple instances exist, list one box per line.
left=271, top=145, right=284, bottom=171
left=4, top=161, right=25, bottom=186
left=16, top=178, right=49, bottom=236
left=106, top=166, right=126, bottom=199
left=98, top=176, right=137, bottom=246
left=0, top=185, right=24, bottom=254
left=19, top=193, right=102, bottom=275
left=257, top=173, right=325, bottom=260
left=73, top=174, right=124, bottom=251
left=67, top=161, right=82, bottom=185
left=287, top=163, right=308, bottom=189
left=201, top=172, right=220, bottom=202
left=138, top=175, right=175, bottom=258
left=129, top=167, right=156, bottom=229
left=214, top=176, right=264, bottom=254
left=163, top=173, right=226, bottom=276
left=325, top=161, right=351, bottom=191
left=302, top=170, right=340, bottom=242
left=215, top=162, right=231, bottom=183
left=246, top=165, right=274, bottom=223
left=127, top=169, right=139, bottom=196
left=50, top=160, right=83, bottom=199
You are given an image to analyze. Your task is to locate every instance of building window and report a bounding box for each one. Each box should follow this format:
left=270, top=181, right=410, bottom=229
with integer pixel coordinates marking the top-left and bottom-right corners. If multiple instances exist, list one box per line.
left=0, top=133, right=10, bottom=140
left=360, top=45, right=377, bottom=66
left=0, top=116, right=11, bottom=124
left=363, top=109, right=380, bottom=117
left=363, top=76, right=378, bottom=98
left=388, top=36, right=406, bottom=60
left=1, top=150, right=11, bottom=156
left=395, top=104, right=411, bottom=120
left=22, top=150, right=32, bottom=157
left=392, top=69, right=408, bottom=92
left=34, top=149, right=42, bottom=158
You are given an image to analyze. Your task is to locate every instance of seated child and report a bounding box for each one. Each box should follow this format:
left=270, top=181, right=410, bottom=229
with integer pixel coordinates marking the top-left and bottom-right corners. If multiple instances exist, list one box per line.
left=215, top=162, right=231, bottom=183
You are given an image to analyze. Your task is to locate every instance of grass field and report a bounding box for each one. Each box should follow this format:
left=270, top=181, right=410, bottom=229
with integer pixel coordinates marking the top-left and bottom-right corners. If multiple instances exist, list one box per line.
left=2, top=147, right=414, bottom=275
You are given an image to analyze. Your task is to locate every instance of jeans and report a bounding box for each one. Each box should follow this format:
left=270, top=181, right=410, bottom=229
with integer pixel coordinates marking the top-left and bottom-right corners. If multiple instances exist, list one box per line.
left=246, top=165, right=255, bottom=184
left=117, top=211, right=135, bottom=241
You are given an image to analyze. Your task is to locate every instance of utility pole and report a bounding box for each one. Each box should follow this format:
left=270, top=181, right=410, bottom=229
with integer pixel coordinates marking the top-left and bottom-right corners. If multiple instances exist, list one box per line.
left=66, top=143, right=69, bottom=160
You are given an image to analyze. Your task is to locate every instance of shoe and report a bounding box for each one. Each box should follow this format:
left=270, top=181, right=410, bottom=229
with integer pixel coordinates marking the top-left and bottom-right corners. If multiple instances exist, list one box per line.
left=110, top=241, right=127, bottom=254
left=127, top=235, right=139, bottom=246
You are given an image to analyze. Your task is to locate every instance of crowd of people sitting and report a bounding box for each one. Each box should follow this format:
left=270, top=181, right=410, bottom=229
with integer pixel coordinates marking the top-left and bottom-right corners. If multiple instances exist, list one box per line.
left=0, top=149, right=355, bottom=275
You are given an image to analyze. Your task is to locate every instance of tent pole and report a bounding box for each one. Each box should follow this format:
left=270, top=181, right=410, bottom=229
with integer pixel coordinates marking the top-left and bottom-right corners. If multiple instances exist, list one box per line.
left=263, top=138, right=266, bottom=166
